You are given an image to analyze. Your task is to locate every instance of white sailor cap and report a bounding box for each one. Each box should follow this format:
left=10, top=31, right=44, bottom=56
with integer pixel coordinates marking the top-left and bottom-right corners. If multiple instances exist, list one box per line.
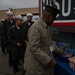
left=6, top=10, right=13, bottom=15
left=15, top=15, right=23, bottom=20
left=1, top=19, right=5, bottom=21
left=26, top=13, right=33, bottom=17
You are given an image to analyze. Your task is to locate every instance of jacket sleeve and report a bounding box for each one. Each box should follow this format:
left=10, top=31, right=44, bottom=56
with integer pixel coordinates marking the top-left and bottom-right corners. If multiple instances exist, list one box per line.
left=2, top=21, right=7, bottom=45
left=8, top=27, right=17, bottom=46
left=28, top=26, right=52, bottom=65
left=49, top=29, right=61, bottom=53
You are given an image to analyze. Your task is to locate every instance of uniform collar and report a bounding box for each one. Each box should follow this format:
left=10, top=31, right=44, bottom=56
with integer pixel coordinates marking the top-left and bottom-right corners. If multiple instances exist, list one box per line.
left=13, top=25, right=21, bottom=30
left=38, top=18, right=48, bottom=28
left=7, top=18, right=14, bottom=22
left=26, top=20, right=32, bottom=23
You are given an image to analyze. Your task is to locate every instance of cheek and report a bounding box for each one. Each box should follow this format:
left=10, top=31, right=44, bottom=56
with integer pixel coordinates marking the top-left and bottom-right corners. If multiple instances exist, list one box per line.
left=50, top=17, right=54, bottom=22
left=20, top=21, right=22, bottom=24
left=18, top=21, right=21, bottom=24
left=27, top=16, right=32, bottom=20
left=10, top=16, right=13, bottom=18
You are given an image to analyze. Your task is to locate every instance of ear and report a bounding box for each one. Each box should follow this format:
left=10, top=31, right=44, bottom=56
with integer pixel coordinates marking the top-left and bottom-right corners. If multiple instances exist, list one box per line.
left=45, top=15, right=49, bottom=18
left=47, top=15, right=51, bottom=19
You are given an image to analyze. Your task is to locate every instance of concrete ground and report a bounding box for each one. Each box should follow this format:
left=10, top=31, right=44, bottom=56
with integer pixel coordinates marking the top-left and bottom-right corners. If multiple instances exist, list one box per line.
left=0, top=48, right=24, bottom=75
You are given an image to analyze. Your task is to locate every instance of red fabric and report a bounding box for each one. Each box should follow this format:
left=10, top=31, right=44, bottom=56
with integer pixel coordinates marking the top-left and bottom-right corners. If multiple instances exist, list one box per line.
left=51, top=22, right=75, bottom=27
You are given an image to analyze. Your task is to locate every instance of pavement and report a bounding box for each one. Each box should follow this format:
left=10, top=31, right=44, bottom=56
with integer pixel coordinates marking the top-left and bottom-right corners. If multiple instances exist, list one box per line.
left=0, top=34, right=25, bottom=75
left=0, top=48, right=13, bottom=75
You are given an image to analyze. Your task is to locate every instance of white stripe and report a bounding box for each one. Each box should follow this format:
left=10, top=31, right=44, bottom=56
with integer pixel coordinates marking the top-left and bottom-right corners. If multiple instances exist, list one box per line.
left=54, top=20, right=75, bottom=23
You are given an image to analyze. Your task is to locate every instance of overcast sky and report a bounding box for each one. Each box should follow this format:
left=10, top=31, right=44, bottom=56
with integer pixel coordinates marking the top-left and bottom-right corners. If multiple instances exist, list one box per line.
left=0, top=0, right=39, bottom=10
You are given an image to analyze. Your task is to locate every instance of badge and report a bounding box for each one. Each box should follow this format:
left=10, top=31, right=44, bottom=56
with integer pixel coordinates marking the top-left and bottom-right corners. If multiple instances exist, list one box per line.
left=49, top=45, right=55, bottom=52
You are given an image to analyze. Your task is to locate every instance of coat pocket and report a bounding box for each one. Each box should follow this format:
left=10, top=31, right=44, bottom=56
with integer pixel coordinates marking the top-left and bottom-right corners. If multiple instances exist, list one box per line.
left=41, top=34, right=50, bottom=46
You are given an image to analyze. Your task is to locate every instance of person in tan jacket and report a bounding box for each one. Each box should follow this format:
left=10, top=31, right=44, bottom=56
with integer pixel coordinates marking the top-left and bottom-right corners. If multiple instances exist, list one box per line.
left=24, top=5, right=64, bottom=75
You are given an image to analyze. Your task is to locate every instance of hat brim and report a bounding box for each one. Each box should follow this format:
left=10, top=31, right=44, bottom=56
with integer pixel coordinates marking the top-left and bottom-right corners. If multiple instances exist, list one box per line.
left=45, top=5, right=61, bottom=17
left=16, top=18, right=23, bottom=20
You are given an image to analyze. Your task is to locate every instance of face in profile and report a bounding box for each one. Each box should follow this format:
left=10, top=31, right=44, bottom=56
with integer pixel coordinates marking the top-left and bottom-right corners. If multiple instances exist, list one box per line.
left=16, top=19, right=23, bottom=26
left=27, top=16, right=32, bottom=21
left=47, top=13, right=55, bottom=26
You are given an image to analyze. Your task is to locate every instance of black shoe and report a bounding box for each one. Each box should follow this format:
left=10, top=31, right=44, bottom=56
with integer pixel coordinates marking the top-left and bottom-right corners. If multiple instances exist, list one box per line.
left=19, top=61, right=21, bottom=65
left=13, top=70, right=18, bottom=73
left=2, top=52, right=7, bottom=55
left=13, top=68, right=18, bottom=73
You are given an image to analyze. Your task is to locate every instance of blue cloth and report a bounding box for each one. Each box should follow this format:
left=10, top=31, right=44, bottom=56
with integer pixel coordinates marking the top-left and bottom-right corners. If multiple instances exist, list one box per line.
left=54, top=58, right=75, bottom=75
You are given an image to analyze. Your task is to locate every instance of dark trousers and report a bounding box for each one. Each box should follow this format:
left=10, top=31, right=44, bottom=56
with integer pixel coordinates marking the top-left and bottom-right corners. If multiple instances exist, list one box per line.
left=0, top=33, right=7, bottom=54
left=1, top=46, right=7, bottom=54
left=13, top=59, right=19, bottom=70
left=1, top=46, right=6, bottom=53
left=8, top=51, right=12, bottom=66
left=12, top=49, right=25, bottom=70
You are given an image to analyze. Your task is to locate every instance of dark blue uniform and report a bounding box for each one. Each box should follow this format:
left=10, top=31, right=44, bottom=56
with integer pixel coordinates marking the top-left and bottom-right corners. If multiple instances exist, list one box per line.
left=2, top=19, right=15, bottom=52
left=23, top=21, right=34, bottom=33
left=8, top=25, right=27, bottom=73
left=2, top=19, right=15, bottom=67
left=23, top=21, right=34, bottom=41
left=0, top=21, right=4, bottom=52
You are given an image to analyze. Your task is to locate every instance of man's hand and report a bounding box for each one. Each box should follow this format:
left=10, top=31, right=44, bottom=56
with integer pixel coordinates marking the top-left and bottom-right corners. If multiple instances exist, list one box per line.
left=17, top=42, right=22, bottom=47
left=50, top=59, right=56, bottom=67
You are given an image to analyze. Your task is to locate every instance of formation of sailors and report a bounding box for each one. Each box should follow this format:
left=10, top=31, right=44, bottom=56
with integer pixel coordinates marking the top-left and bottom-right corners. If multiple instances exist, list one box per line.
left=0, top=10, right=34, bottom=74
